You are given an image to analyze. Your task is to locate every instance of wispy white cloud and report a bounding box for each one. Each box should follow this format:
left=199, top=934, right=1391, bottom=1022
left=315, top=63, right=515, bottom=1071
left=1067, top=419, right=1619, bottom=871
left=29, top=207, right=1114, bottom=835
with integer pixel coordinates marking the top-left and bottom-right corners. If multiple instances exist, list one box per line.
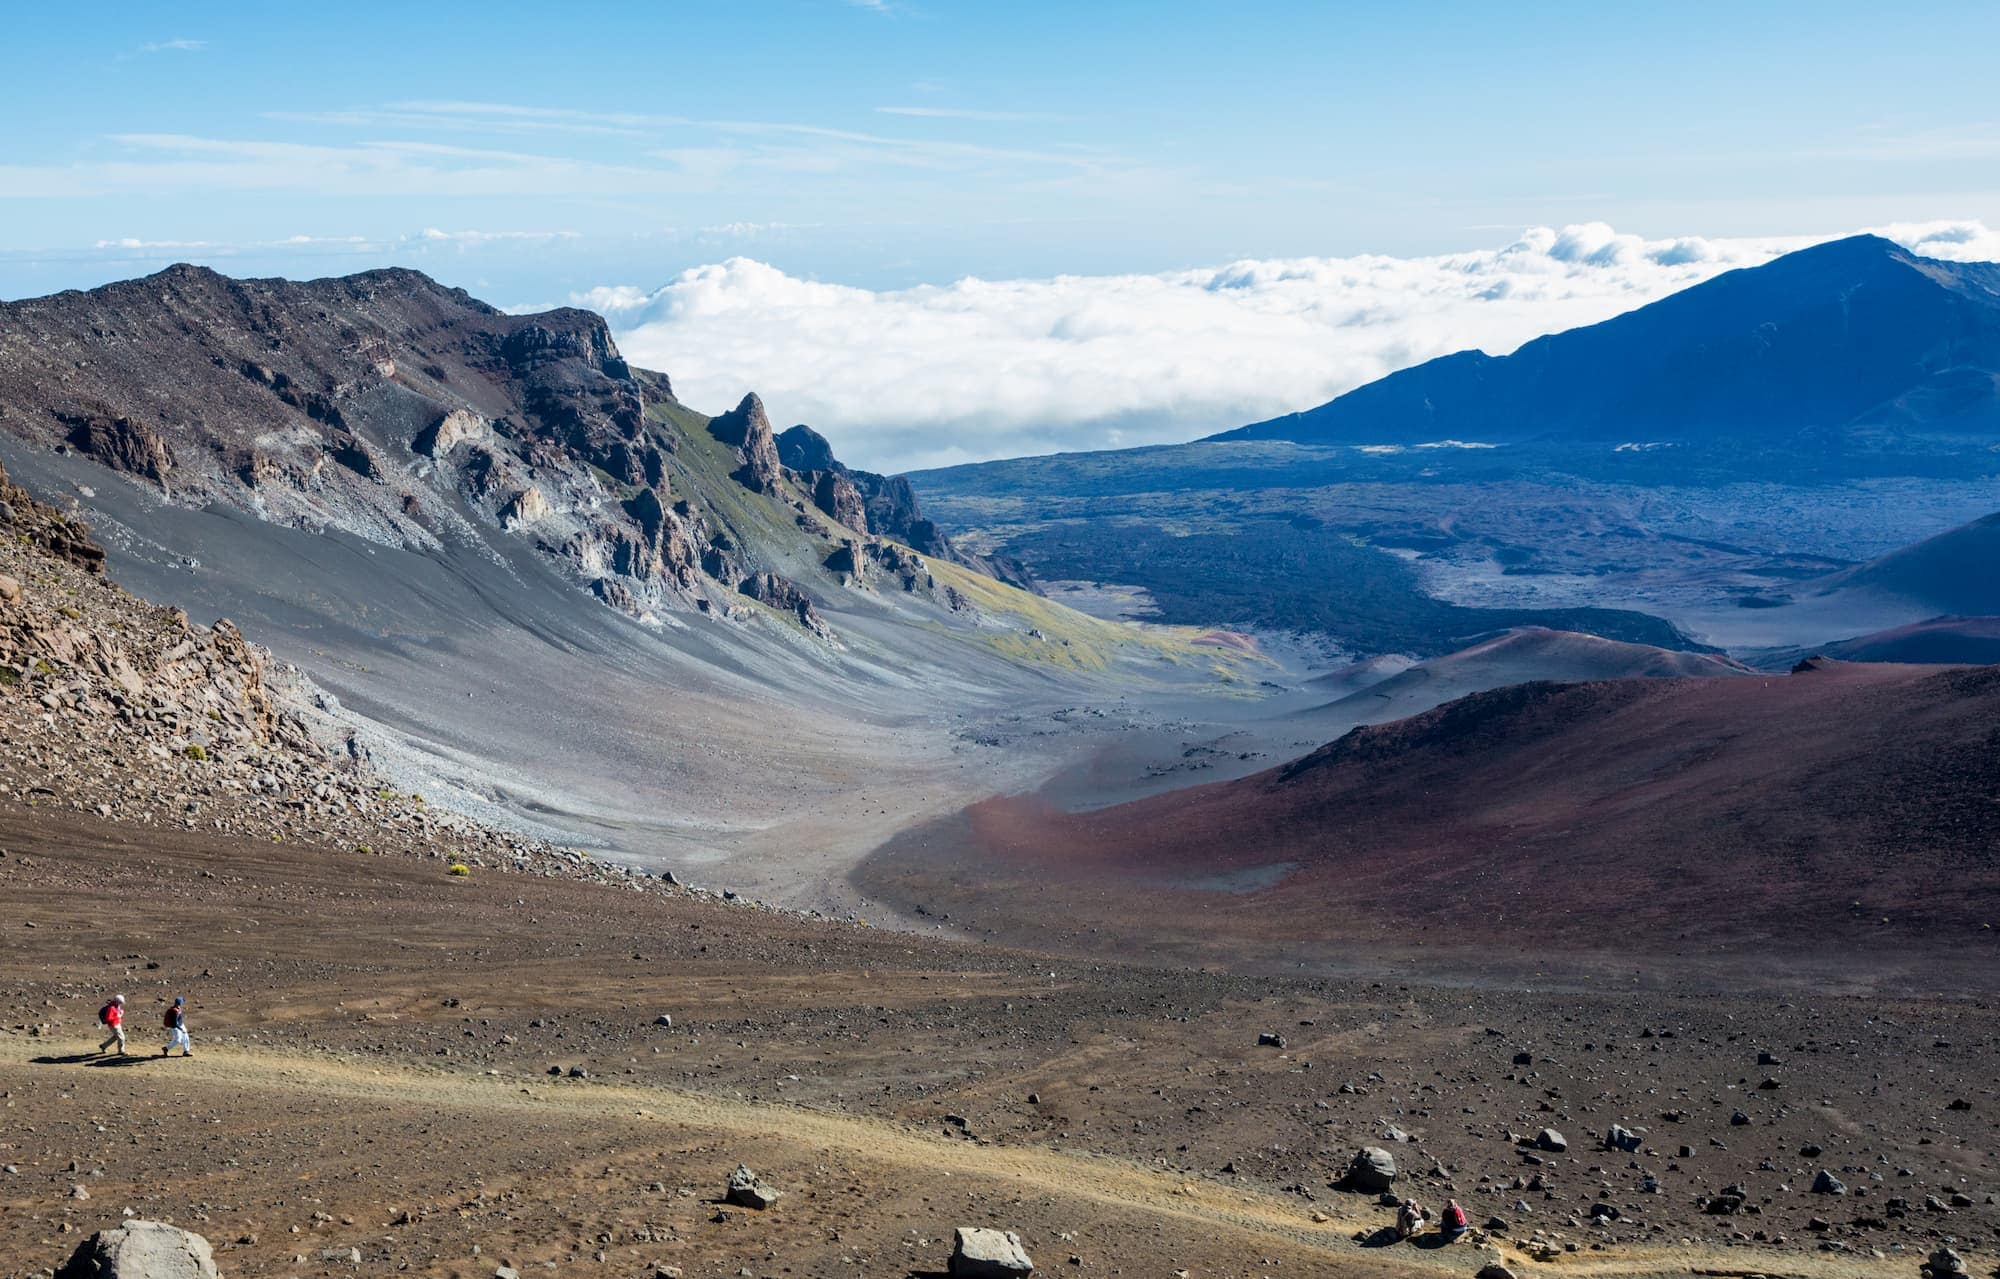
left=876, top=106, right=1068, bottom=123
left=416, top=227, right=580, bottom=244
left=92, top=236, right=218, bottom=249
left=0, top=101, right=1124, bottom=201
left=141, top=38, right=206, bottom=53
left=582, top=219, right=2000, bottom=472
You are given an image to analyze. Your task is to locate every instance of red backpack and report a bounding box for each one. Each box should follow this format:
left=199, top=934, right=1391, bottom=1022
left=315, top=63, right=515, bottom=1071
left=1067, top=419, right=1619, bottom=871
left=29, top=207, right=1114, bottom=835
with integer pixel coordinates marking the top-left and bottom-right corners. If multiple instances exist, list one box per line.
left=1444, top=1202, right=1468, bottom=1230
left=99, top=1002, right=116, bottom=1026
left=163, top=1008, right=178, bottom=1029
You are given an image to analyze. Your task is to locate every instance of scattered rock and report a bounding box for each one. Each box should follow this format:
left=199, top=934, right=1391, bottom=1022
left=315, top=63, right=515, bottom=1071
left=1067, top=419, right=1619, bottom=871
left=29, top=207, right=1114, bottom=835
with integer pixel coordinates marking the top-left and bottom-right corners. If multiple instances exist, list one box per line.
left=56, top=1220, right=219, bottom=1279
left=949, top=1226, right=1033, bottom=1277
left=1811, top=1170, right=1847, bottom=1195
left=1534, top=1127, right=1568, bottom=1153
left=724, top=1164, right=779, bottom=1210
left=1346, top=1146, right=1397, bottom=1192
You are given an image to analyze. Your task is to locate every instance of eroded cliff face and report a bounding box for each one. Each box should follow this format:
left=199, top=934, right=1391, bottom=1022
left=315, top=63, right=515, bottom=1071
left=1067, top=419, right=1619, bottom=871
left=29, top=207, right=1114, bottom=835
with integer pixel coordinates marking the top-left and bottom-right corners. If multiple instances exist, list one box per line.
left=0, top=265, right=1012, bottom=639
left=775, top=424, right=1033, bottom=589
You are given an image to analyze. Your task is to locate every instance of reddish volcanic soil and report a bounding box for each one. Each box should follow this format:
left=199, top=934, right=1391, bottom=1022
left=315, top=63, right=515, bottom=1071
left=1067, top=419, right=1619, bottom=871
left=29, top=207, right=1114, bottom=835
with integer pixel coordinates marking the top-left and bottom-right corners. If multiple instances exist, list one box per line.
left=858, top=661, right=2000, bottom=985
left=4, top=806, right=1997, bottom=1279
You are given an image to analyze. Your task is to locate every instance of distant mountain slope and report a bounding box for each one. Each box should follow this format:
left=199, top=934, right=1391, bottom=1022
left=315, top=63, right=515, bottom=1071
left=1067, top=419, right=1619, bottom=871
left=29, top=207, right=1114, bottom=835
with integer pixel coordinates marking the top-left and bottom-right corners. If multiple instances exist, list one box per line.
left=859, top=660, right=2000, bottom=956
left=0, top=263, right=1009, bottom=631
left=1812, top=509, right=2000, bottom=615
left=1296, top=627, right=1749, bottom=730
left=1215, top=236, right=2000, bottom=446
left=1817, top=616, right=2000, bottom=666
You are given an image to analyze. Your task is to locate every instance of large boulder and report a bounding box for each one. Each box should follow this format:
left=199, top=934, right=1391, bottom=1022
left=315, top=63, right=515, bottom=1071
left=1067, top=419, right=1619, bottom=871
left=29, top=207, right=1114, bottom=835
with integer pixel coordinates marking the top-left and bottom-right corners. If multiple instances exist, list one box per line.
left=724, top=1164, right=779, bottom=1210
left=1346, top=1145, right=1397, bottom=1192
left=57, top=1221, right=219, bottom=1279
left=1534, top=1127, right=1568, bottom=1153
left=949, top=1227, right=1033, bottom=1277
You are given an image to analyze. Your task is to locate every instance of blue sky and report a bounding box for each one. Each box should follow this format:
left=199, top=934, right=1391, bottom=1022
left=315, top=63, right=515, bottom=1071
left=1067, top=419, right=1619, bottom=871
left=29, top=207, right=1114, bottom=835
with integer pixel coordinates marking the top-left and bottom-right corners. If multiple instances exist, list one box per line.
left=5, top=2, right=1999, bottom=464
left=5, top=0, right=1997, bottom=302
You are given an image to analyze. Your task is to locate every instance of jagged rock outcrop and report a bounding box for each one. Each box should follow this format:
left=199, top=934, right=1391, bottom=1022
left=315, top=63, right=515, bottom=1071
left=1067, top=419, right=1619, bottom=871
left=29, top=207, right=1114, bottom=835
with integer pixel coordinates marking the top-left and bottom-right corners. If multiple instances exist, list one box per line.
left=776, top=423, right=1031, bottom=589
left=812, top=469, right=868, bottom=534
left=58, top=408, right=174, bottom=486
left=710, top=393, right=783, bottom=494
left=738, top=571, right=830, bottom=638
left=865, top=542, right=935, bottom=593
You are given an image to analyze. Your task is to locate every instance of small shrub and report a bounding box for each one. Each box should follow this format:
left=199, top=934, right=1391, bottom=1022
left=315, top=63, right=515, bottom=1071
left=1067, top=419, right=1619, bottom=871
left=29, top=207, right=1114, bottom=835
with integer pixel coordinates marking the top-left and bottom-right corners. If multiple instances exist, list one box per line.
left=447, top=863, right=471, bottom=877
left=183, top=743, right=207, bottom=761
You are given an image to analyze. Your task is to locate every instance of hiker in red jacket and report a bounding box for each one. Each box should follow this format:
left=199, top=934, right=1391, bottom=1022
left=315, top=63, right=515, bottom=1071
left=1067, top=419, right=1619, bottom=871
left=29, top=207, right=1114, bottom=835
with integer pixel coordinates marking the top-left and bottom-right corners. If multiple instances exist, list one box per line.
left=1441, top=1197, right=1470, bottom=1240
left=96, top=994, right=126, bottom=1056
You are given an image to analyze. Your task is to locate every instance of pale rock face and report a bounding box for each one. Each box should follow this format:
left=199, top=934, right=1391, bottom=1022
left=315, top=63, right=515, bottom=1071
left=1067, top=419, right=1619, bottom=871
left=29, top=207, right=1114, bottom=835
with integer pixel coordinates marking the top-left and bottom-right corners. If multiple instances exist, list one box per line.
left=420, top=408, right=489, bottom=458
left=501, top=486, right=552, bottom=528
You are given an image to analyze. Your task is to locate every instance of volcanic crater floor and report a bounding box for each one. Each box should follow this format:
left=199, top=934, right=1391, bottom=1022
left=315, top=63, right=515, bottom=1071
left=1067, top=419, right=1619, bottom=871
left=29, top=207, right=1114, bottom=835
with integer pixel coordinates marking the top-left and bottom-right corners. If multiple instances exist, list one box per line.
left=1, top=809, right=1994, bottom=1279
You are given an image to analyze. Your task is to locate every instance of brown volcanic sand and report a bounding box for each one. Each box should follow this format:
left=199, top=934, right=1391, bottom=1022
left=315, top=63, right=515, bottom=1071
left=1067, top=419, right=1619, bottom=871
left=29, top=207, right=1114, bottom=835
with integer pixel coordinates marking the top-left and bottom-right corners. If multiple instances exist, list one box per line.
left=1, top=809, right=1994, bottom=1278
left=859, top=661, right=2000, bottom=981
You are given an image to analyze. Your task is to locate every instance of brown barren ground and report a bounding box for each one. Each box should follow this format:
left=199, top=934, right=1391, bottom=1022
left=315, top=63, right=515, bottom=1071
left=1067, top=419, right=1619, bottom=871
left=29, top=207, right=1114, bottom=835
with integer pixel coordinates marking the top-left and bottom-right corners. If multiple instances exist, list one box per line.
left=2, top=807, right=1995, bottom=1278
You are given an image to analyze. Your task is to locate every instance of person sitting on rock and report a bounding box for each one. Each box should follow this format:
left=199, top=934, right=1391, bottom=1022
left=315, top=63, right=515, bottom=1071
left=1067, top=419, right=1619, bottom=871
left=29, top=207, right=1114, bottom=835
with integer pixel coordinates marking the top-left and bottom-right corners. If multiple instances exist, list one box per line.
left=1395, top=1198, right=1427, bottom=1240
left=96, top=994, right=126, bottom=1056
left=1440, top=1198, right=1469, bottom=1240
left=161, top=996, right=191, bottom=1057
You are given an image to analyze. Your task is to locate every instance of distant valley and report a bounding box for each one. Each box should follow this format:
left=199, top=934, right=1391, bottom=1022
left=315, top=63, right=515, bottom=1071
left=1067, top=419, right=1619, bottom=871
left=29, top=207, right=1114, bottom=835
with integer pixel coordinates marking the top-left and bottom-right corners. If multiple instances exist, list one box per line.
left=912, top=235, right=2000, bottom=658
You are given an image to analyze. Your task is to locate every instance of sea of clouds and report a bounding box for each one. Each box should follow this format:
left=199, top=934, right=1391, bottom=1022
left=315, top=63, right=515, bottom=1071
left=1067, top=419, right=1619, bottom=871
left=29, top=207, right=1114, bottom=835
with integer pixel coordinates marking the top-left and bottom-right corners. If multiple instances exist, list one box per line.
left=582, top=220, right=2000, bottom=472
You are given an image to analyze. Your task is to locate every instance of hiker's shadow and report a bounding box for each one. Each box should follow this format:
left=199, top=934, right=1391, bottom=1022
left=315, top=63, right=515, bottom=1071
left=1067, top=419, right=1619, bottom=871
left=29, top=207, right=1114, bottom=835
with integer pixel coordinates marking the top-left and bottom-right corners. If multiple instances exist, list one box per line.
left=32, top=1053, right=103, bottom=1066
left=86, top=1055, right=157, bottom=1068
left=1411, top=1231, right=1459, bottom=1250
left=1358, top=1227, right=1401, bottom=1248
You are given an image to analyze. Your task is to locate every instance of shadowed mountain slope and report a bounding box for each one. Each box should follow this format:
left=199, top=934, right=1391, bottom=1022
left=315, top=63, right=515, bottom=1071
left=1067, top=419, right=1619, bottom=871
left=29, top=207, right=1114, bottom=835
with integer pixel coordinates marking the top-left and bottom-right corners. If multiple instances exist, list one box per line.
left=1811, top=508, right=2000, bottom=615
left=1294, top=626, right=1750, bottom=730
left=1817, top=616, right=2000, bottom=665
left=859, top=660, right=2000, bottom=960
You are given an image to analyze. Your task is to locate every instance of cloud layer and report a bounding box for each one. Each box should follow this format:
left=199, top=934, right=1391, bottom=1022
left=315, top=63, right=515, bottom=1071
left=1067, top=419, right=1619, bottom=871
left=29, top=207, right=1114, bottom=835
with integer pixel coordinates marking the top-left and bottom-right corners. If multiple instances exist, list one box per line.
left=583, top=220, right=2000, bottom=473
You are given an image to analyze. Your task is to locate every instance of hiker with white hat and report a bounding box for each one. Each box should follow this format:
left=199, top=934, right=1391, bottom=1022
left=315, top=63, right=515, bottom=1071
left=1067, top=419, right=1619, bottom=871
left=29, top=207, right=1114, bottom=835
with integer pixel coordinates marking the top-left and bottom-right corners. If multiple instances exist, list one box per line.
left=96, top=994, right=126, bottom=1056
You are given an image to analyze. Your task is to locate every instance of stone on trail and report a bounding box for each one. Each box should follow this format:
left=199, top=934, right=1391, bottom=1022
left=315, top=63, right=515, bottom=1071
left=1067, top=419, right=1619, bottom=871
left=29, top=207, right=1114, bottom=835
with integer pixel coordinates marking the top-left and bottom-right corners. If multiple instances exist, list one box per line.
left=1811, top=1169, right=1847, bottom=1195
left=1476, top=1266, right=1519, bottom=1279
left=1604, top=1124, right=1642, bottom=1152
left=57, top=1220, right=220, bottom=1279
left=1534, top=1127, right=1567, bottom=1152
left=1256, top=1031, right=1285, bottom=1048
left=1923, top=1246, right=1971, bottom=1278
left=949, top=1226, right=1034, bottom=1277
left=724, top=1164, right=779, bottom=1210
left=1347, top=1145, right=1397, bottom=1192
left=653, top=1014, right=673, bottom=1028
